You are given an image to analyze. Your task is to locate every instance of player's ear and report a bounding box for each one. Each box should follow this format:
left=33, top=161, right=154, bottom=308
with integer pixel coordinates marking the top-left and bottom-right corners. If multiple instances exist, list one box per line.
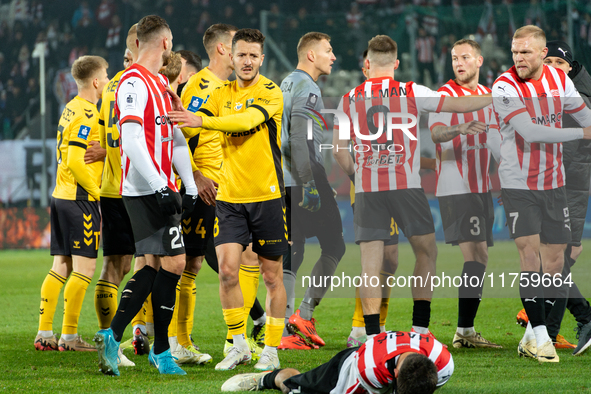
left=217, top=42, right=225, bottom=55
left=394, top=58, right=400, bottom=70
left=93, top=77, right=99, bottom=90
left=477, top=55, right=484, bottom=68
left=307, top=49, right=315, bottom=63
left=364, top=58, right=370, bottom=71
left=394, top=368, right=399, bottom=379
left=260, top=53, right=265, bottom=66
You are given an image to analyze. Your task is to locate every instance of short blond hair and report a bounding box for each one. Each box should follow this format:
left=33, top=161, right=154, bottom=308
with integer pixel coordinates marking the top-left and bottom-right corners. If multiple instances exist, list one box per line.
left=126, top=23, right=138, bottom=54
left=513, top=25, right=546, bottom=46
left=297, top=32, right=331, bottom=61
left=160, top=52, right=182, bottom=84
left=71, top=55, right=108, bottom=87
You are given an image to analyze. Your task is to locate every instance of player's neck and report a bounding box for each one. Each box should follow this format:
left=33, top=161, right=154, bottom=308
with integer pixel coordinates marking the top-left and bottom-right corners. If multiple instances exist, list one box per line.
left=296, top=63, right=320, bottom=81
left=208, top=57, right=233, bottom=81
left=368, top=69, right=395, bottom=80
left=455, top=77, right=479, bottom=92
left=78, top=87, right=98, bottom=105
left=135, top=51, right=164, bottom=77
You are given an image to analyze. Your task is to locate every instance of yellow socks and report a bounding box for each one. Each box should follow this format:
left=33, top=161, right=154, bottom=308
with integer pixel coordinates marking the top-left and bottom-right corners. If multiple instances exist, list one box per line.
left=62, top=272, right=92, bottom=335
left=223, top=307, right=246, bottom=337
left=264, top=316, right=284, bottom=347
left=177, top=271, right=197, bottom=348
left=168, top=282, right=181, bottom=338
left=239, top=264, right=259, bottom=336
left=38, top=270, right=66, bottom=331
left=95, top=280, right=118, bottom=329
left=352, top=287, right=365, bottom=327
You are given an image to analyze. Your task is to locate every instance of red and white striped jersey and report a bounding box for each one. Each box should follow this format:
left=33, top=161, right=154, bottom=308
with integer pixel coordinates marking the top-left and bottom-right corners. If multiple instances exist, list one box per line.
left=116, top=63, right=176, bottom=196
left=355, top=331, right=453, bottom=392
left=416, top=36, right=436, bottom=63
left=429, top=80, right=499, bottom=196
left=493, top=65, right=587, bottom=190
left=340, top=77, right=445, bottom=193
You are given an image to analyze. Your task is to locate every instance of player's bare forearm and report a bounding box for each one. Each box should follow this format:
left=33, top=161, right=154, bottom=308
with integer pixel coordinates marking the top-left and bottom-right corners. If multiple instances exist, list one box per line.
left=431, top=125, right=460, bottom=143
left=333, top=149, right=355, bottom=176
left=441, top=94, right=492, bottom=113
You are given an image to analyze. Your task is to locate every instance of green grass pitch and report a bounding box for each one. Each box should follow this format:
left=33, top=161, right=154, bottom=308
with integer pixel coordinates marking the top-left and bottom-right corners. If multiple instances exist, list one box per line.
left=2, top=241, right=591, bottom=393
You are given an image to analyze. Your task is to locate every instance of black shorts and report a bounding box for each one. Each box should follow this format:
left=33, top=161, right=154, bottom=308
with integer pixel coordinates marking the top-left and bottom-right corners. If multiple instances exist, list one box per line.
left=214, top=198, right=288, bottom=256
left=439, top=192, right=494, bottom=246
left=50, top=197, right=100, bottom=258
left=101, top=197, right=135, bottom=256
left=122, top=193, right=185, bottom=256
left=183, top=196, right=215, bottom=257
left=501, top=187, right=571, bottom=244
left=283, top=347, right=358, bottom=394
left=286, top=183, right=344, bottom=240
left=354, top=189, right=434, bottom=243
left=351, top=203, right=399, bottom=246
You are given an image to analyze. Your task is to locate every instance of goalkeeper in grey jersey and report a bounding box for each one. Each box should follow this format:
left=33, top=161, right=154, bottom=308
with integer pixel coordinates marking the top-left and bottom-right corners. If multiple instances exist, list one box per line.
left=279, top=32, right=345, bottom=350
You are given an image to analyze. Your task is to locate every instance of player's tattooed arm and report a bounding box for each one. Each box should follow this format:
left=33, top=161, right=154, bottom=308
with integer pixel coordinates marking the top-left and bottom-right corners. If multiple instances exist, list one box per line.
left=430, top=120, right=487, bottom=143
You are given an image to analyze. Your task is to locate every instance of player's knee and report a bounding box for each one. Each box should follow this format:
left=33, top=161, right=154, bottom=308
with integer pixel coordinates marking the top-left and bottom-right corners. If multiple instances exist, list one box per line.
left=218, top=265, right=239, bottom=287
left=323, top=238, right=346, bottom=262
left=261, top=267, right=282, bottom=291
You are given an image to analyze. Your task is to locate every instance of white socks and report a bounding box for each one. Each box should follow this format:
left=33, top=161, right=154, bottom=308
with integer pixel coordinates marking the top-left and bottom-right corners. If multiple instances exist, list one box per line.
left=412, top=325, right=429, bottom=334
left=263, top=345, right=278, bottom=356
left=533, top=325, right=551, bottom=345
left=61, top=333, right=77, bottom=341
left=351, top=326, right=366, bottom=338
left=457, top=327, right=476, bottom=336
left=38, top=330, right=53, bottom=338
left=254, top=313, right=266, bottom=326
left=232, top=333, right=248, bottom=350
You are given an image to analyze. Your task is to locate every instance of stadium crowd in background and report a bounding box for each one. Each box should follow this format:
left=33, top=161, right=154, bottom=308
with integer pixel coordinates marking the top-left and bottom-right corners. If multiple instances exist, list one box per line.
left=2, top=0, right=591, bottom=142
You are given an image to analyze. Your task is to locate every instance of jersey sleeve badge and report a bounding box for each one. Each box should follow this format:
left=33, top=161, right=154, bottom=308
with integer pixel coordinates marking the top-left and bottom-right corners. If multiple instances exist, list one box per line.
left=78, top=125, right=91, bottom=140
left=188, top=95, right=208, bottom=113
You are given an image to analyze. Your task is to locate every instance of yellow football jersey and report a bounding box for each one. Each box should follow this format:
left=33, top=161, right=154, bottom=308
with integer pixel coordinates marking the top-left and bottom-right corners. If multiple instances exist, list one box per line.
left=198, top=75, right=284, bottom=203
left=180, top=67, right=225, bottom=183
left=52, top=95, right=102, bottom=201
left=99, top=69, right=124, bottom=198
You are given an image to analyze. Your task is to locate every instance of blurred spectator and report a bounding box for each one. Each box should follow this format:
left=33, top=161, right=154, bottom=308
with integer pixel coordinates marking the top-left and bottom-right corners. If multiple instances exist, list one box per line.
left=106, top=15, right=123, bottom=75
left=346, top=2, right=363, bottom=30
left=416, top=27, right=436, bottom=86
left=524, top=0, right=546, bottom=28
left=476, top=0, right=497, bottom=44
left=484, top=58, right=503, bottom=89
left=71, top=1, right=95, bottom=48
left=244, top=3, right=259, bottom=28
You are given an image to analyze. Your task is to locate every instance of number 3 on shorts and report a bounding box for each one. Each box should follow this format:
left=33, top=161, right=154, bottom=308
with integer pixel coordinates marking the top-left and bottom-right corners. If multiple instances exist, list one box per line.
left=213, top=217, right=219, bottom=238
left=509, top=212, right=519, bottom=235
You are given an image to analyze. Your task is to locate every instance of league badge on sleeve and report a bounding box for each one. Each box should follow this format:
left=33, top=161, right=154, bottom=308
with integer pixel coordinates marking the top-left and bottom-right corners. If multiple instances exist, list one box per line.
left=78, top=125, right=91, bottom=140
left=125, top=93, right=137, bottom=110
left=306, top=93, right=319, bottom=108
left=188, top=95, right=208, bottom=113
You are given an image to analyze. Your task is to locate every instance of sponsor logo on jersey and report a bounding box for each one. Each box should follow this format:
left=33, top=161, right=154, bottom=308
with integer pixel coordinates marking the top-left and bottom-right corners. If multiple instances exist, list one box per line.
left=235, top=102, right=243, bottom=111
left=306, top=93, right=318, bottom=108
left=155, top=115, right=172, bottom=125
left=246, top=98, right=254, bottom=108
left=77, top=125, right=91, bottom=140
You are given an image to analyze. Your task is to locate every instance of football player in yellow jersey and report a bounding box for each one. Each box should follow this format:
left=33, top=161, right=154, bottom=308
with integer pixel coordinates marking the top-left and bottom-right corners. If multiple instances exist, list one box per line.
left=178, top=24, right=267, bottom=362
left=34, top=55, right=109, bottom=352
left=169, top=28, right=286, bottom=372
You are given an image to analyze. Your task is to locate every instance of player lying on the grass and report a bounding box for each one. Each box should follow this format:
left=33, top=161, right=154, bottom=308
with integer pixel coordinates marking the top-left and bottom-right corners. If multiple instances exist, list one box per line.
left=515, top=40, right=591, bottom=356
left=221, top=331, right=453, bottom=394
left=428, top=38, right=502, bottom=350
left=279, top=31, right=344, bottom=350
left=168, top=28, right=287, bottom=372
left=492, top=25, right=591, bottom=363
left=179, top=24, right=267, bottom=361
left=333, top=35, right=491, bottom=340
left=35, top=55, right=109, bottom=353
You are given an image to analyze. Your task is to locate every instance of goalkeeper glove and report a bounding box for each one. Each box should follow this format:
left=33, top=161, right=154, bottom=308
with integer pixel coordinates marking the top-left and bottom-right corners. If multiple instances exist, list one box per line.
left=299, top=180, right=321, bottom=212
left=156, top=186, right=181, bottom=216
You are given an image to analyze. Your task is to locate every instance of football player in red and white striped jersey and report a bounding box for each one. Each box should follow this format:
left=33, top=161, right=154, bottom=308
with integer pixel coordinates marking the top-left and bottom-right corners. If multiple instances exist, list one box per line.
left=492, top=25, right=591, bottom=363
left=428, top=39, right=502, bottom=350
left=333, top=35, right=491, bottom=339
left=94, top=15, right=198, bottom=376
left=221, top=330, right=453, bottom=394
